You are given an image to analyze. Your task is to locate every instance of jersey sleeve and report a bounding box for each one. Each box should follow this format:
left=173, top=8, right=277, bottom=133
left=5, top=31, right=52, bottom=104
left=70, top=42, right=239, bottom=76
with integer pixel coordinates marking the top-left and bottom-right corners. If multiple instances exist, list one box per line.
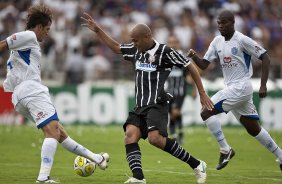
left=6, top=31, right=36, bottom=50
left=120, top=43, right=137, bottom=62
left=203, top=37, right=218, bottom=62
left=164, top=46, right=190, bottom=67
left=240, top=35, right=266, bottom=58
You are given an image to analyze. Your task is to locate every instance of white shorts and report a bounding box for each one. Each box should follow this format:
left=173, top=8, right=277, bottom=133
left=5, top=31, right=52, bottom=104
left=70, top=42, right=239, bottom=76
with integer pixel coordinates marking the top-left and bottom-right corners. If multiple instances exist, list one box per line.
left=13, top=81, right=59, bottom=128
left=212, top=84, right=259, bottom=121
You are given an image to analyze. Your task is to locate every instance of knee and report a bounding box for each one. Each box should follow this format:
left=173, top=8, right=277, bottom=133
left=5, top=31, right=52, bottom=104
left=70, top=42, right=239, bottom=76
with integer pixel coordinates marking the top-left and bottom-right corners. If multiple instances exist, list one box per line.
left=148, top=131, right=165, bottom=149
left=200, top=109, right=210, bottom=121
left=245, top=124, right=261, bottom=137
left=240, top=117, right=261, bottom=136
left=124, top=127, right=140, bottom=144
left=42, top=121, right=61, bottom=140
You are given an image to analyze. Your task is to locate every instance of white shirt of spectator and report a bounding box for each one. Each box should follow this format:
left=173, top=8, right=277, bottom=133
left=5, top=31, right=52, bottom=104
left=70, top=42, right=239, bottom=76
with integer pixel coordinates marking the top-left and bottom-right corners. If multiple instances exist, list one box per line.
left=4, top=30, right=41, bottom=92
left=204, top=31, right=266, bottom=87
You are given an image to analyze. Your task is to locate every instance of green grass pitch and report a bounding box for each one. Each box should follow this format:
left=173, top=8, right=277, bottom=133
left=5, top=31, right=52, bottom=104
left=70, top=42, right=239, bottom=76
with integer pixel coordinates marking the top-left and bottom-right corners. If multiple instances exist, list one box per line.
left=0, top=125, right=281, bottom=184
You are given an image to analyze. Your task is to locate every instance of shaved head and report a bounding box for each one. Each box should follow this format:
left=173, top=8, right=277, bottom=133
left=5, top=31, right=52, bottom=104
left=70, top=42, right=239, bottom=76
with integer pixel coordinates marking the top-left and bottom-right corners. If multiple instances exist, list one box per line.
left=130, top=23, right=154, bottom=52
left=131, top=23, right=152, bottom=37
left=217, top=10, right=235, bottom=40
left=218, top=10, right=235, bottom=23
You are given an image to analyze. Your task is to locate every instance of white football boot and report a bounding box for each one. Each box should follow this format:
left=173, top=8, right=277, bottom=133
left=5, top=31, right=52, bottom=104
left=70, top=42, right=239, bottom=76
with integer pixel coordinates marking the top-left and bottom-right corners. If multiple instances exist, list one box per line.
left=124, top=177, right=146, bottom=184
left=36, top=176, right=59, bottom=183
left=194, top=160, right=207, bottom=184
left=98, top=152, right=109, bottom=170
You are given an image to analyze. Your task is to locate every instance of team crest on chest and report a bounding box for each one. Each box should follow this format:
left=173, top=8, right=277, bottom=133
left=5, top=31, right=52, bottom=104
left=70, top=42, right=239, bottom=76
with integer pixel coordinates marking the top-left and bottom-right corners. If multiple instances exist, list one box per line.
left=231, top=47, right=238, bottom=55
left=148, top=55, right=155, bottom=63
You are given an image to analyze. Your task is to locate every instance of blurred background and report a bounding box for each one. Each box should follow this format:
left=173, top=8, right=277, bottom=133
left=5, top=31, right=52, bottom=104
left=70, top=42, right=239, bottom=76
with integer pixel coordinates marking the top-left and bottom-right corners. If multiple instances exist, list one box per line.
left=0, top=0, right=282, bottom=129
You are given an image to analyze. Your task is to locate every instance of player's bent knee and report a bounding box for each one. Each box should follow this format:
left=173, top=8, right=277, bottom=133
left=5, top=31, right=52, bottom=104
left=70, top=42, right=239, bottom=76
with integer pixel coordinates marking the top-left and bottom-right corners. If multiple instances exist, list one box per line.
left=148, top=131, right=165, bottom=148
left=240, top=117, right=261, bottom=136
left=200, top=110, right=209, bottom=121
left=124, top=130, right=140, bottom=144
left=42, top=120, right=61, bottom=140
left=201, top=108, right=216, bottom=121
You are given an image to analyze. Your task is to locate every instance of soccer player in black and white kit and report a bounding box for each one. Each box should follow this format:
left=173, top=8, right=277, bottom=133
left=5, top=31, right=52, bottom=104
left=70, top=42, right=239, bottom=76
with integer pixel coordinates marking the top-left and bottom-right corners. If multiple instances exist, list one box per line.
left=81, top=12, right=214, bottom=184
left=166, top=35, right=197, bottom=144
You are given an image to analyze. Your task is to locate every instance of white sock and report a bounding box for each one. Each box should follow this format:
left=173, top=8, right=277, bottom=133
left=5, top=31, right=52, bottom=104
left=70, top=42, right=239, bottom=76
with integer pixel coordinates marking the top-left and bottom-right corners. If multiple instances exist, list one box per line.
left=61, top=136, right=103, bottom=163
left=37, top=138, right=58, bottom=181
left=205, top=116, right=230, bottom=152
left=255, top=127, right=282, bottom=160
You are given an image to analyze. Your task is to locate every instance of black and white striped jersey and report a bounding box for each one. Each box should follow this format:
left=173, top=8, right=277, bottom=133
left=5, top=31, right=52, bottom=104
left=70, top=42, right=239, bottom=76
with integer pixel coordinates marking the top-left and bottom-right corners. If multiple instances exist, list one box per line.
left=166, top=50, right=188, bottom=97
left=166, top=66, right=188, bottom=97
left=120, top=40, right=190, bottom=107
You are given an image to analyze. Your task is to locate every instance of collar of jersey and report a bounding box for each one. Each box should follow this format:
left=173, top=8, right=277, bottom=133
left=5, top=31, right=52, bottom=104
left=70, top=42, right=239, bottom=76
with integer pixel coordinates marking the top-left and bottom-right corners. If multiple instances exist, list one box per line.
left=145, top=40, right=160, bottom=56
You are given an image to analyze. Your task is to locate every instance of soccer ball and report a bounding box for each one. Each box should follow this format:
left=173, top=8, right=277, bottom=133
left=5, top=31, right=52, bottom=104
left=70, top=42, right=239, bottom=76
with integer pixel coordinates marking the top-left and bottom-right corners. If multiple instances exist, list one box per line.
left=73, top=156, right=96, bottom=177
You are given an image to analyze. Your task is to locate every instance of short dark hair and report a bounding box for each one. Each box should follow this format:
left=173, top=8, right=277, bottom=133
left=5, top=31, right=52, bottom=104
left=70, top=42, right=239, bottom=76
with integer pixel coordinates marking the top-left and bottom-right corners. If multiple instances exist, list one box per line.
left=26, top=4, right=52, bottom=30
left=218, top=10, right=235, bottom=23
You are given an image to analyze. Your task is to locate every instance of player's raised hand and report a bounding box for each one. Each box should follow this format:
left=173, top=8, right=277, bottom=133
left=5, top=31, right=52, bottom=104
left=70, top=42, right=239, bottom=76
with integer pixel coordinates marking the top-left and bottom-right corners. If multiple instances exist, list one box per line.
left=199, top=92, right=214, bottom=111
left=81, top=12, right=100, bottom=33
left=259, top=85, right=267, bottom=98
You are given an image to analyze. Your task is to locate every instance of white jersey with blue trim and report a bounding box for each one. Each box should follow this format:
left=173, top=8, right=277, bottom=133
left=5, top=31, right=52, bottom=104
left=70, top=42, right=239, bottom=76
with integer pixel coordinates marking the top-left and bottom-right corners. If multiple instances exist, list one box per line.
left=204, top=31, right=266, bottom=86
left=3, top=30, right=41, bottom=92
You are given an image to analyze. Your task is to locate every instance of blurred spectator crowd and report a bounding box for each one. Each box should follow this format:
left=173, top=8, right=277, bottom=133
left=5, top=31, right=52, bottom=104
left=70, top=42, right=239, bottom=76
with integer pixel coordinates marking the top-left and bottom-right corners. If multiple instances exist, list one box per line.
left=0, top=0, right=282, bottom=84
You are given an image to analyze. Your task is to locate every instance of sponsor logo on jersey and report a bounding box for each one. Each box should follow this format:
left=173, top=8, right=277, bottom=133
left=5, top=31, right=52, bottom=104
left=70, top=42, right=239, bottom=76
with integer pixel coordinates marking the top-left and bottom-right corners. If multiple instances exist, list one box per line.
left=135, top=60, right=157, bottom=72
left=223, top=56, right=232, bottom=63
left=221, top=63, right=238, bottom=68
left=222, top=56, right=238, bottom=68
left=231, top=47, right=238, bottom=55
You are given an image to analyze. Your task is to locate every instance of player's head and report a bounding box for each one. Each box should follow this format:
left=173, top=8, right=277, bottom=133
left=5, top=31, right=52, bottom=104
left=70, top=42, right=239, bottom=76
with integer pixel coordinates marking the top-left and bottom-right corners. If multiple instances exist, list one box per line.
left=167, top=35, right=181, bottom=50
left=217, top=10, right=235, bottom=38
left=26, top=4, right=53, bottom=42
left=130, top=23, right=154, bottom=52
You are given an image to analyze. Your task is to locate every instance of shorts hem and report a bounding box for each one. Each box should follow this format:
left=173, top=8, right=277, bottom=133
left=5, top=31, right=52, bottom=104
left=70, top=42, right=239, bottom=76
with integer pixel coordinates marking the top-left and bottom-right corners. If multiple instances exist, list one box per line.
left=37, top=113, right=59, bottom=129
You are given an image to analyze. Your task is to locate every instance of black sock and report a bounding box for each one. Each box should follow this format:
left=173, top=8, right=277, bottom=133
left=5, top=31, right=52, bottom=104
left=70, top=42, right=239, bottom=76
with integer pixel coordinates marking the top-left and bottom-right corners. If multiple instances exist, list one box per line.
left=125, top=143, right=144, bottom=180
left=164, top=137, right=200, bottom=169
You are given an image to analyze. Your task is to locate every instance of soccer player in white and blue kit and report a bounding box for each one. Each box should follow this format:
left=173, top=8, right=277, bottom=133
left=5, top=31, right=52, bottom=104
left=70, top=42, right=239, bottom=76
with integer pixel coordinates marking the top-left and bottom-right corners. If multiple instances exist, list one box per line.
left=0, top=5, right=109, bottom=183
left=188, top=10, right=282, bottom=171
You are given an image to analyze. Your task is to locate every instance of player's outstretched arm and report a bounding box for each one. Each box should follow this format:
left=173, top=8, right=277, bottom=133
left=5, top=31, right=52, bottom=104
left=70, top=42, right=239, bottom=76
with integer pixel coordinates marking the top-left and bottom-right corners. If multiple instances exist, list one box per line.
left=187, top=49, right=210, bottom=70
left=186, top=63, right=214, bottom=111
left=81, top=12, right=121, bottom=54
left=259, top=52, right=270, bottom=98
left=0, top=40, right=8, bottom=51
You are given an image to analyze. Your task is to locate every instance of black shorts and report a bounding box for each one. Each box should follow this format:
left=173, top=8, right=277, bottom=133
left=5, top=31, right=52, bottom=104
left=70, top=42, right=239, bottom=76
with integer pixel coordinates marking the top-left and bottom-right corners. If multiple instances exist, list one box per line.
left=123, top=103, right=169, bottom=139
left=169, top=95, right=185, bottom=112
